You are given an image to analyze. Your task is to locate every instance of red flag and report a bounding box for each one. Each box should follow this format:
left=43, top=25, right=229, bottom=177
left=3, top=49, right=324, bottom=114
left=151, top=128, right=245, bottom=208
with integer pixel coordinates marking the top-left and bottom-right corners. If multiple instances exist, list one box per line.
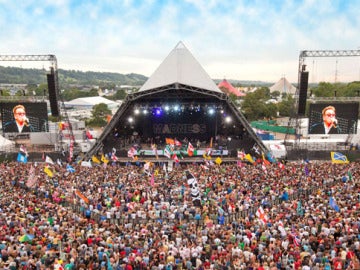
left=172, top=154, right=179, bottom=163
left=174, top=139, right=182, bottom=147
left=187, top=142, right=194, bottom=157
left=256, top=206, right=268, bottom=225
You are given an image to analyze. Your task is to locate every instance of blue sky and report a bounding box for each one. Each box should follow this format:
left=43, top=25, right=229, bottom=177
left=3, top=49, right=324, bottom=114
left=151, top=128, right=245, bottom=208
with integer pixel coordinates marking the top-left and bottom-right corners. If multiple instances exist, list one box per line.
left=0, top=0, right=359, bottom=83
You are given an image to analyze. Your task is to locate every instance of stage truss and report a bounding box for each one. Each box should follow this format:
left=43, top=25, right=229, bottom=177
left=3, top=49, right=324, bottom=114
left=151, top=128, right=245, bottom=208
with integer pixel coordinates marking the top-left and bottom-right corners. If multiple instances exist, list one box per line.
left=285, top=49, right=360, bottom=156
left=0, top=54, right=75, bottom=157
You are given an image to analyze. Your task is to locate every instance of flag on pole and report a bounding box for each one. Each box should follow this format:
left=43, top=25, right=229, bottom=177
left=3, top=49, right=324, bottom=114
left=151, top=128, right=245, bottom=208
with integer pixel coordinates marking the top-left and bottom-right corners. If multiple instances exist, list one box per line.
left=174, top=139, right=182, bottom=147
left=101, top=154, right=109, bottom=164
left=187, top=142, right=194, bottom=156
left=66, top=164, right=76, bottom=173
left=165, top=138, right=175, bottom=145
left=92, top=155, right=101, bottom=164
left=329, top=197, right=340, bottom=212
left=330, top=152, right=349, bottom=164
left=172, top=154, right=179, bottom=163
left=19, top=145, right=29, bottom=157
left=256, top=206, right=268, bottom=225
left=45, top=155, right=54, bottom=165
left=17, top=152, right=28, bottom=163
left=111, top=153, right=118, bottom=161
left=164, top=145, right=172, bottom=158
left=44, top=166, right=54, bottom=178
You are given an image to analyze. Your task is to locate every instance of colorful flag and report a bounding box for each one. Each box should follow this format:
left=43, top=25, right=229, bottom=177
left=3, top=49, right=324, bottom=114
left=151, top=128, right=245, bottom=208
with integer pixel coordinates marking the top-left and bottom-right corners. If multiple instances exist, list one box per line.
left=172, top=154, right=179, bottom=163
left=165, top=138, right=175, bottom=145
left=187, top=142, right=194, bottom=156
left=238, top=150, right=246, bottom=160
left=111, top=153, right=118, bottom=161
left=215, top=157, right=222, bottom=165
left=19, top=145, right=28, bottom=156
left=81, top=160, right=92, bottom=167
left=185, top=170, right=201, bottom=207
left=92, top=155, right=101, bottom=164
left=278, top=162, right=285, bottom=170
left=17, top=152, right=28, bottom=163
left=101, top=154, right=109, bottom=164
left=304, top=165, right=309, bottom=176
left=75, top=189, right=89, bottom=204
left=45, top=155, right=54, bottom=165
left=330, top=152, right=349, bottom=164
left=329, top=197, right=340, bottom=212
left=66, top=164, right=76, bottom=173
left=256, top=206, right=268, bottom=225
left=174, top=139, right=182, bottom=147
left=85, top=130, right=93, bottom=139
left=348, top=170, right=353, bottom=181
left=245, top=154, right=255, bottom=164
left=127, top=147, right=136, bottom=158
left=164, top=145, right=172, bottom=158
left=44, top=166, right=54, bottom=178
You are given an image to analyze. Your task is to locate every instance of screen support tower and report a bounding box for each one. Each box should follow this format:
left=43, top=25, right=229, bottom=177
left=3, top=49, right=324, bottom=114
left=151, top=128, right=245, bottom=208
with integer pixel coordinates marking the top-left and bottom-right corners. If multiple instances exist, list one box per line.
left=285, top=49, right=360, bottom=153
left=0, top=54, right=75, bottom=159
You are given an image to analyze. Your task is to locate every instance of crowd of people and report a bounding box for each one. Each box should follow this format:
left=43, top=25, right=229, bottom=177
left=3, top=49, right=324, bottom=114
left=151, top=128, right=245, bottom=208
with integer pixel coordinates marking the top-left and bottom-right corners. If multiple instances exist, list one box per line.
left=0, top=158, right=359, bottom=270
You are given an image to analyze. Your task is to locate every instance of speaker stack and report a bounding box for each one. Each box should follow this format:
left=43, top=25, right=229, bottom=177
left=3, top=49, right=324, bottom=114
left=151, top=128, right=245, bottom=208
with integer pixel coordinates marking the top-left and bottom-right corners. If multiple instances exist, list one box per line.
left=47, top=68, right=60, bottom=117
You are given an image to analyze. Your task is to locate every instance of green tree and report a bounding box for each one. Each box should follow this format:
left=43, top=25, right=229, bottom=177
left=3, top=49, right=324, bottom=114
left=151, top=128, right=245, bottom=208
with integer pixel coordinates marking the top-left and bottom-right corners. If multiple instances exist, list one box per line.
left=240, top=87, right=271, bottom=120
left=277, top=95, right=295, bottom=117
left=86, top=103, right=112, bottom=127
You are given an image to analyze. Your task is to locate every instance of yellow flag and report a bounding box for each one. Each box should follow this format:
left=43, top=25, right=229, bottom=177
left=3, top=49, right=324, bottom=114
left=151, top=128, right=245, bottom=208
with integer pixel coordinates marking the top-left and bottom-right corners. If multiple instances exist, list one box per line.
left=330, top=152, right=349, bottom=164
left=44, top=166, right=54, bottom=178
left=215, top=157, right=222, bottom=165
left=245, top=154, right=255, bottom=164
left=101, top=154, right=109, bottom=164
left=92, top=155, right=101, bottom=164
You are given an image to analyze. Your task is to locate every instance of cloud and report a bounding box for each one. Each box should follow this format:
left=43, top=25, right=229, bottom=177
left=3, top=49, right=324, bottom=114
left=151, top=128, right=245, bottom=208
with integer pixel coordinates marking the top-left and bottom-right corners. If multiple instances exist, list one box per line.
left=0, top=0, right=359, bottom=82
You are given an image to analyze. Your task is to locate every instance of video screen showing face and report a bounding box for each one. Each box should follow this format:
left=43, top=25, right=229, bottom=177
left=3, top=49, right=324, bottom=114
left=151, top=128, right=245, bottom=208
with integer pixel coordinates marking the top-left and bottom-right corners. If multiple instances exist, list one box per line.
left=1, top=102, right=49, bottom=136
left=308, top=102, right=359, bottom=134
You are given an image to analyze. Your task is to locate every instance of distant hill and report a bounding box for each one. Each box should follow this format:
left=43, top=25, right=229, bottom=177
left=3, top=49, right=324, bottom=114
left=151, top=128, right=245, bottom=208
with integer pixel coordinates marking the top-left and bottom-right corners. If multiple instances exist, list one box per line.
left=0, top=65, right=272, bottom=87
left=0, top=66, right=148, bottom=86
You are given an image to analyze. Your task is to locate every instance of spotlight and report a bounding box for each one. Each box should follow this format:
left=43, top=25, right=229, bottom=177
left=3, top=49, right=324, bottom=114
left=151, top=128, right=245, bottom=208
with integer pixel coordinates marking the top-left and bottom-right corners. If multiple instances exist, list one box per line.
left=164, top=105, right=170, bottom=111
left=225, top=116, right=232, bottom=123
left=173, top=105, right=179, bottom=111
left=143, top=109, right=148, bottom=115
left=154, top=108, right=163, bottom=116
left=134, top=109, right=140, bottom=115
left=128, top=117, right=134, bottom=123
left=208, top=108, right=215, bottom=115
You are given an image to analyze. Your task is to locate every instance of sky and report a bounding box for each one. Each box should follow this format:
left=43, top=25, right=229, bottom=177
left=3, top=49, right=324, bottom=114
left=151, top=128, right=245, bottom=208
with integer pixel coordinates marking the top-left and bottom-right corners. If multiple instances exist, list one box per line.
left=0, top=0, right=360, bottom=83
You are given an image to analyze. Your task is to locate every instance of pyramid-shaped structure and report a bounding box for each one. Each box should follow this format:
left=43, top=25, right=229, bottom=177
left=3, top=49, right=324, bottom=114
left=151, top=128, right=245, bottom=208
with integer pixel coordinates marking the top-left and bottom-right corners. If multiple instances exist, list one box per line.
left=218, top=79, right=245, bottom=97
left=140, top=42, right=221, bottom=93
left=269, top=77, right=297, bottom=95
left=85, top=42, right=269, bottom=160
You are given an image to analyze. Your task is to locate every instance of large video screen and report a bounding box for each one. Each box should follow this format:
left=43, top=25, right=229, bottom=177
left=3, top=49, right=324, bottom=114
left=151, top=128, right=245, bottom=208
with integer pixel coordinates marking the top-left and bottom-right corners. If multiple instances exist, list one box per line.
left=1, top=102, right=49, bottom=137
left=308, top=102, right=358, bottom=134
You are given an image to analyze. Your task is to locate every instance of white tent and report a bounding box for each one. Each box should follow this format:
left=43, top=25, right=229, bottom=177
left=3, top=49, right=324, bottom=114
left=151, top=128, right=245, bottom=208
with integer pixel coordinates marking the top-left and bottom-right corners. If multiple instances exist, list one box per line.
left=64, top=96, right=120, bottom=109
left=269, top=77, right=297, bottom=95
left=0, top=135, right=15, bottom=151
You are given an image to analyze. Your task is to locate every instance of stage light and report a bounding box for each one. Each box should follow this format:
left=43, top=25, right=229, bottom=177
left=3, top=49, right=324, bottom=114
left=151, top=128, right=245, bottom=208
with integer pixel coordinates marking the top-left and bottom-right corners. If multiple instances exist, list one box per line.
left=134, top=109, right=140, bottom=115
left=174, top=105, right=179, bottom=111
left=164, top=105, right=170, bottom=111
left=225, top=116, right=232, bottom=123
left=154, top=107, right=163, bottom=116
left=143, top=109, right=148, bottom=115
left=128, top=117, right=134, bottom=123
left=208, top=108, right=215, bottom=115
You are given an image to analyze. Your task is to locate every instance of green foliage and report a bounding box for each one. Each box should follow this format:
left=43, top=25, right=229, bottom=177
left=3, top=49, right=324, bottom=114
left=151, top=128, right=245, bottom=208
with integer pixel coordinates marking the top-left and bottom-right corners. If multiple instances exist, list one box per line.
left=241, top=87, right=274, bottom=120
left=277, top=95, right=295, bottom=117
left=0, top=66, right=147, bottom=87
left=86, top=117, right=107, bottom=127
left=91, top=103, right=111, bottom=118
left=107, top=89, right=128, bottom=100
